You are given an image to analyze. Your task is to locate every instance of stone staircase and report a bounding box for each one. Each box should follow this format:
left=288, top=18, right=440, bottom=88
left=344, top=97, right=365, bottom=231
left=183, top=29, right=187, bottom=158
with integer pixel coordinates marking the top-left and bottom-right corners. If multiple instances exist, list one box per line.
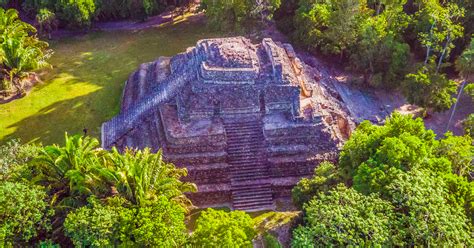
left=224, top=117, right=274, bottom=211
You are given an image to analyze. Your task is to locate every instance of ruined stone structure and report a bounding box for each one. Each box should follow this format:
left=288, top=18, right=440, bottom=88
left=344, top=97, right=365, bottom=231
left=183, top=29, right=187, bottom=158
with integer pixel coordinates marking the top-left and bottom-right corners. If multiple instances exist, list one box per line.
left=102, top=37, right=352, bottom=211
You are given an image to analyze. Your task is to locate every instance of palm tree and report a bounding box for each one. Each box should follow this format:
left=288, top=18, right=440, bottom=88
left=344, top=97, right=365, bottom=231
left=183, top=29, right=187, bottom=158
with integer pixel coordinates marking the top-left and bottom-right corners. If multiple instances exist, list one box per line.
left=32, top=133, right=113, bottom=209
left=107, top=147, right=197, bottom=210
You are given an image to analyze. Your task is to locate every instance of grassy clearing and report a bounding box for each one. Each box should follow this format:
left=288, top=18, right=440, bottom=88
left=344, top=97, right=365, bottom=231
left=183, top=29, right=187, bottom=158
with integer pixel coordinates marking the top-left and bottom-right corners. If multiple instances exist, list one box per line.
left=0, top=16, right=222, bottom=145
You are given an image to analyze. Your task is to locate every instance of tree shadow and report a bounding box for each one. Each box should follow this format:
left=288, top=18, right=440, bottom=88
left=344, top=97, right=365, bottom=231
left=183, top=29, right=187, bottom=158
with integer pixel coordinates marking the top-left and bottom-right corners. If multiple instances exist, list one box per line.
left=2, top=90, right=110, bottom=145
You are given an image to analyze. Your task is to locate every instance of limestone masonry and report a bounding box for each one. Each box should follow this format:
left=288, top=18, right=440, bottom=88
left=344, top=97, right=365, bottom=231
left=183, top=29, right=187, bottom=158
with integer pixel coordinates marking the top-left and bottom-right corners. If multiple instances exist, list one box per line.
left=102, top=37, right=353, bottom=211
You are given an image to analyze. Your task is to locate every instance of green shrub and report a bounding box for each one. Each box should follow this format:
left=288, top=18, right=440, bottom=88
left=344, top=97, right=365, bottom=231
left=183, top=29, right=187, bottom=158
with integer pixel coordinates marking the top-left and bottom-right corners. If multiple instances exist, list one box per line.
left=55, top=0, right=96, bottom=28
left=0, top=139, right=39, bottom=181
left=191, top=208, right=255, bottom=247
left=0, top=182, right=53, bottom=246
left=64, top=197, right=135, bottom=247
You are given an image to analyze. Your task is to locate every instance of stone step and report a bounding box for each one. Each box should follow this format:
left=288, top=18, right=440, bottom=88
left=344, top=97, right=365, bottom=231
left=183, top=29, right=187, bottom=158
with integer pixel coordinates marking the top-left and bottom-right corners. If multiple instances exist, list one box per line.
left=228, top=152, right=263, bottom=158
left=228, top=149, right=264, bottom=155
left=232, top=188, right=272, bottom=198
left=228, top=141, right=264, bottom=146
left=224, top=124, right=262, bottom=129
left=232, top=189, right=272, bottom=198
left=233, top=197, right=273, bottom=206
left=231, top=168, right=268, bottom=173
left=231, top=171, right=269, bottom=178
left=232, top=193, right=273, bottom=209
left=225, top=129, right=262, bottom=135
left=233, top=191, right=272, bottom=201
left=233, top=201, right=274, bottom=211
left=232, top=182, right=271, bottom=190
left=226, top=134, right=264, bottom=140
left=228, top=153, right=265, bottom=159
left=229, top=160, right=266, bottom=166
left=231, top=169, right=269, bottom=175
left=230, top=168, right=268, bottom=174
left=231, top=175, right=269, bottom=181
left=224, top=122, right=262, bottom=127
left=230, top=165, right=268, bottom=171
left=228, top=144, right=265, bottom=150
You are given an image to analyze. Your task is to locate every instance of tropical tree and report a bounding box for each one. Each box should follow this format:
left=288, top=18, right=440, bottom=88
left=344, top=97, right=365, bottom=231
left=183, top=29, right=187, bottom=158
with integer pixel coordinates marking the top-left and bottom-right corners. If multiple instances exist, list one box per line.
left=292, top=185, right=395, bottom=247
left=107, top=147, right=197, bottom=209
left=455, top=36, right=474, bottom=135
left=402, top=61, right=457, bottom=113
left=350, top=1, right=411, bottom=88
left=293, top=0, right=369, bottom=56
left=201, top=0, right=282, bottom=30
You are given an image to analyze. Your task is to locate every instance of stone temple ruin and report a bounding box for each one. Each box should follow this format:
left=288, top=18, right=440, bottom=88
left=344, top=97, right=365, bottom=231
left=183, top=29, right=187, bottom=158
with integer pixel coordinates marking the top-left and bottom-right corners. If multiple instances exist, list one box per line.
left=102, top=37, right=352, bottom=211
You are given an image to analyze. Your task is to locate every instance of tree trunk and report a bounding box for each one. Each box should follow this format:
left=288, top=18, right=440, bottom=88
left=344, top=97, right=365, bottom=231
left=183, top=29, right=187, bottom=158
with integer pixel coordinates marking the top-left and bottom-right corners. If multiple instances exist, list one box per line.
left=436, top=34, right=451, bottom=73
left=424, top=20, right=437, bottom=65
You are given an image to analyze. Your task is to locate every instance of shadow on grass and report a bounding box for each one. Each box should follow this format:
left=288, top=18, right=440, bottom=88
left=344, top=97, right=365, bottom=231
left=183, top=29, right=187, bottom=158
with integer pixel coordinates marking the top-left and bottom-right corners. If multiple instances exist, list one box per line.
left=2, top=91, right=109, bottom=145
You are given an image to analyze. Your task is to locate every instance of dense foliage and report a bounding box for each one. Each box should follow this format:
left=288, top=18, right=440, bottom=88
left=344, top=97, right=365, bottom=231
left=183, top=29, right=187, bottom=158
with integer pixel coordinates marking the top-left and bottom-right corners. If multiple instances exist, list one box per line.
left=191, top=208, right=256, bottom=247
left=291, top=161, right=341, bottom=208
left=201, top=0, right=281, bottom=30
left=292, top=113, right=474, bottom=247
left=3, top=0, right=190, bottom=29
left=292, top=185, right=394, bottom=247
left=0, top=133, right=199, bottom=246
left=0, top=8, right=50, bottom=92
left=64, top=195, right=187, bottom=247
left=272, top=0, right=473, bottom=112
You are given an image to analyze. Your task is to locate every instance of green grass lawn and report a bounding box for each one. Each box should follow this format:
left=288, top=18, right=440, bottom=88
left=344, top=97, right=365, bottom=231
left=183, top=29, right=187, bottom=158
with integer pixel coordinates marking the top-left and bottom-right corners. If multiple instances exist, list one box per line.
left=0, top=17, right=222, bottom=145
